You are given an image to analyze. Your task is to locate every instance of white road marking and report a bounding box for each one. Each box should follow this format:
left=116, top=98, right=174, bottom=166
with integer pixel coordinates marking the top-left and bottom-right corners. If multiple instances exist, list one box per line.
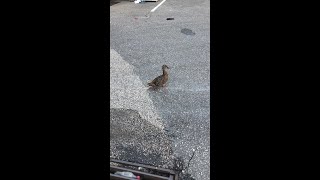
left=150, top=0, right=167, bottom=12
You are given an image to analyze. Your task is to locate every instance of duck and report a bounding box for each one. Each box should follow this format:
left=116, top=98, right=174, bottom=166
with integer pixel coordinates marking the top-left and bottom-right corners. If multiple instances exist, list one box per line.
left=148, top=65, right=170, bottom=87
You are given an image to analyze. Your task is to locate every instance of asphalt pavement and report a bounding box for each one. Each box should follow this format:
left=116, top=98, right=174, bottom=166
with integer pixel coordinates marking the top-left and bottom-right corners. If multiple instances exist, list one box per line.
left=109, top=1, right=211, bottom=179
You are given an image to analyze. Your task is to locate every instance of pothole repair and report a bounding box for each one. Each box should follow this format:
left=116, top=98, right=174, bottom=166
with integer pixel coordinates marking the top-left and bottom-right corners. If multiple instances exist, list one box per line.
left=181, top=28, right=196, bottom=36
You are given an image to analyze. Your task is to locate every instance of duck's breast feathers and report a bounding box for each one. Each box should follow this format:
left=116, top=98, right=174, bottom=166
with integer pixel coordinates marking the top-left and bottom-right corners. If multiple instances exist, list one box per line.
left=162, top=75, right=168, bottom=84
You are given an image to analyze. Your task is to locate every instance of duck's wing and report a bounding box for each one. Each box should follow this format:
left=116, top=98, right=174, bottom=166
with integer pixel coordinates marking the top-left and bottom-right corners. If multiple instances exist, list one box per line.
left=148, top=75, right=163, bottom=86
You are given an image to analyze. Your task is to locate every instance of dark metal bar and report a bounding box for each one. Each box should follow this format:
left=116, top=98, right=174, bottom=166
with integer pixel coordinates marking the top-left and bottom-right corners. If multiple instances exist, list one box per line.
left=174, top=174, right=179, bottom=180
left=110, top=165, right=169, bottom=180
left=110, top=158, right=176, bottom=174
left=168, top=175, right=174, bottom=180
left=110, top=173, right=135, bottom=180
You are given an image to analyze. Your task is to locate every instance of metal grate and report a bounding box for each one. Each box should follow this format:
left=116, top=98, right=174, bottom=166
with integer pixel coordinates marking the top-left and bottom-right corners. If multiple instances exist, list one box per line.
left=110, top=159, right=178, bottom=180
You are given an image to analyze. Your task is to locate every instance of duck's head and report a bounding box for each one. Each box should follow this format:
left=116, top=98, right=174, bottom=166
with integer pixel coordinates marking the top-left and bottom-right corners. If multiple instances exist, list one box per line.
left=162, top=64, right=170, bottom=70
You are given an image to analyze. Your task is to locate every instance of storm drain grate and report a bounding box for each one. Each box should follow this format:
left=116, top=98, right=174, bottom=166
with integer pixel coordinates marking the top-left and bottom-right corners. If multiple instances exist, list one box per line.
left=110, top=159, right=178, bottom=180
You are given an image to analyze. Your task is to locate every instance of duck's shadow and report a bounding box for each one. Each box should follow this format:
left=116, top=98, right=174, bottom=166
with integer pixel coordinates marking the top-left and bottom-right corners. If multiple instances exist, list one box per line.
left=147, top=86, right=169, bottom=94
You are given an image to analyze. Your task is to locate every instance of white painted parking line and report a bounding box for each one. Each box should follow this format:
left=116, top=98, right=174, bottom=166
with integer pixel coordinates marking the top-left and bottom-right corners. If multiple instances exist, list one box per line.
left=150, top=0, right=166, bottom=12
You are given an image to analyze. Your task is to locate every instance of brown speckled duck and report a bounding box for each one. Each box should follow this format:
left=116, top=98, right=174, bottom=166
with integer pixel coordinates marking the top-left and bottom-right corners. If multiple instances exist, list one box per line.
left=148, top=65, right=170, bottom=87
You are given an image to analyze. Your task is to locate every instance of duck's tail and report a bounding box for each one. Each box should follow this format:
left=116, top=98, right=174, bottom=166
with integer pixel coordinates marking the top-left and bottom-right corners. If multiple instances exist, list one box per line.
left=148, top=82, right=154, bottom=86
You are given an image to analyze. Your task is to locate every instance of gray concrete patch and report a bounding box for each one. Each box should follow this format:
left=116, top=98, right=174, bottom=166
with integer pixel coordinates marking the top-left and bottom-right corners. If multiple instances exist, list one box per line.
left=110, top=49, right=163, bottom=129
left=110, top=108, right=174, bottom=167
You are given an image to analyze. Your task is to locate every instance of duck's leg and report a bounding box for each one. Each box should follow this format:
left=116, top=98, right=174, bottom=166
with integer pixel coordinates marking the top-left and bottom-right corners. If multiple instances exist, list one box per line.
left=163, top=87, right=168, bottom=94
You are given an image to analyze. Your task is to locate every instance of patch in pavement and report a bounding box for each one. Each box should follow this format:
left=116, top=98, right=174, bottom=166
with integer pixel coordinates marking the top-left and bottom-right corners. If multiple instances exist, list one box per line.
left=109, top=108, right=198, bottom=180
left=110, top=49, right=163, bottom=129
left=110, top=108, right=174, bottom=167
left=181, top=28, right=196, bottom=36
